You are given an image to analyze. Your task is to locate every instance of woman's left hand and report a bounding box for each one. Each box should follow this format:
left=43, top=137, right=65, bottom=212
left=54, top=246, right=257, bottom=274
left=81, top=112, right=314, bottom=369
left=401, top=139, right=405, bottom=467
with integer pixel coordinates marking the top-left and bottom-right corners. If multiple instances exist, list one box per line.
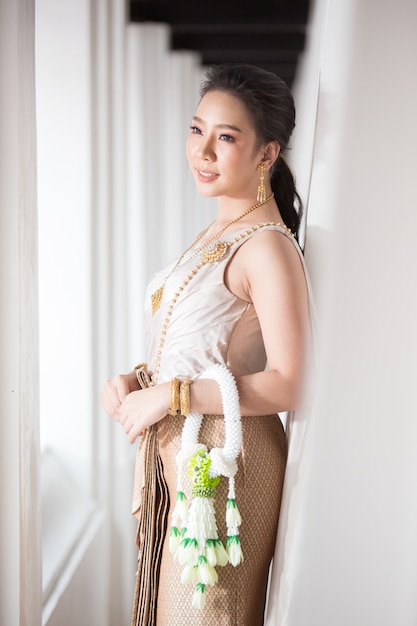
left=118, top=382, right=170, bottom=444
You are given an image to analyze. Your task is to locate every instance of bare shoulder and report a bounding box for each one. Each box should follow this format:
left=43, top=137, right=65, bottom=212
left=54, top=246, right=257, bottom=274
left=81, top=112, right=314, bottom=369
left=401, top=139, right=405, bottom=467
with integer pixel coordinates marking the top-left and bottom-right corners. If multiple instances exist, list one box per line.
left=234, top=228, right=304, bottom=278
left=243, top=227, right=301, bottom=262
left=226, top=228, right=306, bottom=301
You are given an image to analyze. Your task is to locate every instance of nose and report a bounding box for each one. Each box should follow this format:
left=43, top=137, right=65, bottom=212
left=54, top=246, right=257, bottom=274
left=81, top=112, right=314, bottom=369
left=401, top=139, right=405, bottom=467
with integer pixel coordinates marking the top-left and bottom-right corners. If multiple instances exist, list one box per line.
left=196, top=135, right=215, bottom=162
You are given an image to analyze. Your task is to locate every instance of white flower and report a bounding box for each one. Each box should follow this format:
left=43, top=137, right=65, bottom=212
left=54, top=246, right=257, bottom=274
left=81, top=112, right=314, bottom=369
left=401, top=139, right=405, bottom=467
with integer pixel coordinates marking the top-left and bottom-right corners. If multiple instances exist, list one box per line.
left=192, top=583, right=206, bottom=610
left=197, top=555, right=218, bottom=585
left=181, top=564, right=198, bottom=585
left=226, top=498, right=242, bottom=528
left=206, top=538, right=229, bottom=566
left=174, top=491, right=188, bottom=522
left=227, top=535, right=243, bottom=567
left=168, top=526, right=180, bottom=555
left=214, top=540, right=229, bottom=567
left=205, top=541, right=217, bottom=567
left=177, top=537, right=199, bottom=566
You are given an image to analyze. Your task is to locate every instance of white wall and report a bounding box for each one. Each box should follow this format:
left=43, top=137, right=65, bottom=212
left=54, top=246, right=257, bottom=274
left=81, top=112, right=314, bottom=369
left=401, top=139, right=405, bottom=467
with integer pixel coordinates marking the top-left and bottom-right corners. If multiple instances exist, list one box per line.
left=0, top=0, right=42, bottom=624
left=270, top=0, right=417, bottom=624
left=36, top=0, right=94, bottom=490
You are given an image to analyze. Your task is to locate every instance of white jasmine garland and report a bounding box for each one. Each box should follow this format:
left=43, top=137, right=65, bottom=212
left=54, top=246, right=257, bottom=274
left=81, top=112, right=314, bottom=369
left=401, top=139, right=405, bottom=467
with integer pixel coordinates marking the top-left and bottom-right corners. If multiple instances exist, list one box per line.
left=168, top=363, right=244, bottom=610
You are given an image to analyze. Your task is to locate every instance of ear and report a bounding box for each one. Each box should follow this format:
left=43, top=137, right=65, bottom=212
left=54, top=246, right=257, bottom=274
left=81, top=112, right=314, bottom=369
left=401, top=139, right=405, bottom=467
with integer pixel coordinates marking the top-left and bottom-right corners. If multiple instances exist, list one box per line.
left=260, top=141, right=281, bottom=170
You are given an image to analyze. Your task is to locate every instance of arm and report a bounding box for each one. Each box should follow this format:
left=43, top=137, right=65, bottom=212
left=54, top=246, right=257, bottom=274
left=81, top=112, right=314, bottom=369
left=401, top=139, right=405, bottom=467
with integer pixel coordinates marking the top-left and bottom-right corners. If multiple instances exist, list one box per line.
left=190, top=230, right=310, bottom=416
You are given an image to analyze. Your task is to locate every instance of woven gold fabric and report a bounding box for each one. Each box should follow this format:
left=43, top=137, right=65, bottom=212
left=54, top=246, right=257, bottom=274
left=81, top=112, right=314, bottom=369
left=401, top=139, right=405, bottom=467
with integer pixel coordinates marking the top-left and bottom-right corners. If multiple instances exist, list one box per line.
left=154, top=412, right=287, bottom=626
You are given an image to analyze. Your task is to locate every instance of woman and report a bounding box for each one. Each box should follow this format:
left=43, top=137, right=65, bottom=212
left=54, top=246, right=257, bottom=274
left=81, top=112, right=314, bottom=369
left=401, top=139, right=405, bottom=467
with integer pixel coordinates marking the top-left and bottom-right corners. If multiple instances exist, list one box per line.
left=101, top=63, right=312, bottom=625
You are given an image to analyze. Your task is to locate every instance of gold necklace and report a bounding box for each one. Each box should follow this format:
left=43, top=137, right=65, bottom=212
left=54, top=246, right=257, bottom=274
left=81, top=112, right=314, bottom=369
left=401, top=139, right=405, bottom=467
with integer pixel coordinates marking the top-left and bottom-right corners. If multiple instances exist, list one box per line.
left=150, top=192, right=274, bottom=314
left=151, top=221, right=214, bottom=315
left=150, top=218, right=294, bottom=385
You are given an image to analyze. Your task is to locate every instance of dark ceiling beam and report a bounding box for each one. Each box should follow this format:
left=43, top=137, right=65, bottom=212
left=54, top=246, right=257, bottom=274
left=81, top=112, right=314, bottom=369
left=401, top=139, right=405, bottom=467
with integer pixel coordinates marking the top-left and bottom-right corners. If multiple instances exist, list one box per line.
left=169, top=31, right=305, bottom=85
left=170, top=23, right=306, bottom=35
left=171, top=32, right=305, bottom=53
left=129, top=1, right=310, bottom=25
left=198, top=48, right=299, bottom=65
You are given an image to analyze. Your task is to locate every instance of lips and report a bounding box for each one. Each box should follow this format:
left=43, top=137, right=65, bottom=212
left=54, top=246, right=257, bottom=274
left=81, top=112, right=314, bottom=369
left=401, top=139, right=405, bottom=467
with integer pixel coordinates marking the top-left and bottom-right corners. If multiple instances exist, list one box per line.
left=196, top=168, right=219, bottom=182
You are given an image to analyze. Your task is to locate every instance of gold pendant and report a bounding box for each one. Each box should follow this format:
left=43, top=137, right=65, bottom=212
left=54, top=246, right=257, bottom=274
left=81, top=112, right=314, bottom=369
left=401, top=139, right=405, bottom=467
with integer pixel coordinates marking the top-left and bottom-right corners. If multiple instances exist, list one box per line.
left=201, top=240, right=228, bottom=263
left=151, top=285, right=164, bottom=315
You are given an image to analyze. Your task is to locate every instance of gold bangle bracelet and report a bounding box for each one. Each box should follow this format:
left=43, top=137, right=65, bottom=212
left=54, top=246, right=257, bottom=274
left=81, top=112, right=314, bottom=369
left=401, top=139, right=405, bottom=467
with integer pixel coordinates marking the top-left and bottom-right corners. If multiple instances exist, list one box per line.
left=168, top=377, right=180, bottom=416
left=180, top=378, right=193, bottom=416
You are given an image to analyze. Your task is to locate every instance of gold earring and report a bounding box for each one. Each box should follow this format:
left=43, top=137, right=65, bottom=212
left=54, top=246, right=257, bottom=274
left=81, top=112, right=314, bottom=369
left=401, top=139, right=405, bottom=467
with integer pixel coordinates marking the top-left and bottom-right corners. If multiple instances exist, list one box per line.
left=257, top=163, right=266, bottom=203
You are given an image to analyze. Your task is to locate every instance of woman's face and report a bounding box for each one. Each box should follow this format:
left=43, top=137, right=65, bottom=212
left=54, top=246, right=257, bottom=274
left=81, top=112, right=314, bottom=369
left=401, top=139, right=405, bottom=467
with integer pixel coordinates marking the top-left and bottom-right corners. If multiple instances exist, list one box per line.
left=186, top=90, right=264, bottom=200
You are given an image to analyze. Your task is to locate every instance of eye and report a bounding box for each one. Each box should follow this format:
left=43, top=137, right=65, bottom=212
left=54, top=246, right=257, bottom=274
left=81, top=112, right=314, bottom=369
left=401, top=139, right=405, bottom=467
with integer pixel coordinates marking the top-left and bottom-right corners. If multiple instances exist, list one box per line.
left=219, top=134, right=234, bottom=142
left=190, top=125, right=202, bottom=135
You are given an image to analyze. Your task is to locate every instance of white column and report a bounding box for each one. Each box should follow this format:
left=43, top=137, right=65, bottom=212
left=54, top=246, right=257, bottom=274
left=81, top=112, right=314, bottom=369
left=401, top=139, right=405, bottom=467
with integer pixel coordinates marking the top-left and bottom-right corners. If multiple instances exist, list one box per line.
left=91, top=2, right=139, bottom=622
left=0, top=0, right=41, bottom=624
left=269, top=0, right=417, bottom=624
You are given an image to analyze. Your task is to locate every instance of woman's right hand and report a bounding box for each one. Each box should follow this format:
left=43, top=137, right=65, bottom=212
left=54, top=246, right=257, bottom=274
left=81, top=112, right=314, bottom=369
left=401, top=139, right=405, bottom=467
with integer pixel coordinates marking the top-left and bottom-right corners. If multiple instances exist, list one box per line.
left=100, top=370, right=140, bottom=422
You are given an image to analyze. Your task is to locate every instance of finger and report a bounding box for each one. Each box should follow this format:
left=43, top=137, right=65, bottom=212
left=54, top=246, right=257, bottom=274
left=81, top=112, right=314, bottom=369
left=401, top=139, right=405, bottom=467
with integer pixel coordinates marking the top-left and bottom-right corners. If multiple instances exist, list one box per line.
left=118, top=399, right=130, bottom=426
left=113, top=406, right=122, bottom=423
left=128, top=425, right=141, bottom=445
left=118, top=391, right=138, bottom=425
left=100, top=387, right=121, bottom=419
left=101, top=376, right=125, bottom=407
left=121, top=412, right=134, bottom=434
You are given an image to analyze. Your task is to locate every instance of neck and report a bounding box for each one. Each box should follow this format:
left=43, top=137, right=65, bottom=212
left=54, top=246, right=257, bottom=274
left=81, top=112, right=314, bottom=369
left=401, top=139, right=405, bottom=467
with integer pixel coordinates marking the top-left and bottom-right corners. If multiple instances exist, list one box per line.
left=214, top=193, right=277, bottom=226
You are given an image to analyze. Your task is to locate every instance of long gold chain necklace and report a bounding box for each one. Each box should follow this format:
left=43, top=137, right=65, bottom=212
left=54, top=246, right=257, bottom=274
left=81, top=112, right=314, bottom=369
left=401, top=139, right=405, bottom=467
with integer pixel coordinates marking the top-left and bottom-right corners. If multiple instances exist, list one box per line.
left=151, top=222, right=214, bottom=314
left=150, top=216, right=295, bottom=385
left=151, top=192, right=274, bottom=315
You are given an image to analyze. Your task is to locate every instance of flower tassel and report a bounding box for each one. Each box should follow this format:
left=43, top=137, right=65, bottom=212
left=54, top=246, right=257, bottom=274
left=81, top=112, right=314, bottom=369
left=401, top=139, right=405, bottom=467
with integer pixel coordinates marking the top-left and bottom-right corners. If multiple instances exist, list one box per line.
left=171, top=447, right=231, bottom=610
left=172, top=364, right=244, bottom=610
left=226, top=477, right=243, bottom=566
left=192, top=583, right=207, bottom=610
left=226, top=535, right=244, bottom=567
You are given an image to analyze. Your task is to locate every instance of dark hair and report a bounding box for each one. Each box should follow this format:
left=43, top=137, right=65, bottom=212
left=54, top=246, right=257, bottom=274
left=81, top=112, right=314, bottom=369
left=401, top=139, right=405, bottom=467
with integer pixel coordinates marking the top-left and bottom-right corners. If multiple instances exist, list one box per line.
left=199, top=64, right=303, bottom=240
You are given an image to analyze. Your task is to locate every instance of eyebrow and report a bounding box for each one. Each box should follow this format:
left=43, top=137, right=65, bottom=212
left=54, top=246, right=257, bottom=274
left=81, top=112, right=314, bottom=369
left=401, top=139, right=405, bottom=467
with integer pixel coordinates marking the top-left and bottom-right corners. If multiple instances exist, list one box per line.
left=192, top=115, right=243, bottom=133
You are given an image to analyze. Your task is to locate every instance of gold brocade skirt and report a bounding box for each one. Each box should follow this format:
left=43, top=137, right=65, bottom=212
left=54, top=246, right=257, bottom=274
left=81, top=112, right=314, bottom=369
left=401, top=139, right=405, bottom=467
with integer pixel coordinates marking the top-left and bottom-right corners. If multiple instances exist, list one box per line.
left=153, top=413, right=287, bottom=626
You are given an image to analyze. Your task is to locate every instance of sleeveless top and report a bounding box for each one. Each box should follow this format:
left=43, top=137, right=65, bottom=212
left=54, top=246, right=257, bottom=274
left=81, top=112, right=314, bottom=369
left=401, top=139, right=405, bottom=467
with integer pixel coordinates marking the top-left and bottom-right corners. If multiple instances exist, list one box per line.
left=144, top=223, right=310, bottom=384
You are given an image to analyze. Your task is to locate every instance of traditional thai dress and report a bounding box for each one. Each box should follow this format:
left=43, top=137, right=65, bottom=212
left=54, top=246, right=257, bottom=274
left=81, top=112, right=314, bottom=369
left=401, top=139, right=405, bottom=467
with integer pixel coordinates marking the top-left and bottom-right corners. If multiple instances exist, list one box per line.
left=132, top=223, right=308, bottom=626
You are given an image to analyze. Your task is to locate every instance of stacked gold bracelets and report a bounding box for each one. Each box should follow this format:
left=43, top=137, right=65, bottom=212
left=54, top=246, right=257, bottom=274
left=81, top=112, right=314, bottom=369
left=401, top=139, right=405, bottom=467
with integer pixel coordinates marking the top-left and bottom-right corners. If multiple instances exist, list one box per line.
left=168, top=377, right=193, bottom=416
left=179, top=378, right=193, bottom=416
left=168, top=378, right=181, bottom=416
